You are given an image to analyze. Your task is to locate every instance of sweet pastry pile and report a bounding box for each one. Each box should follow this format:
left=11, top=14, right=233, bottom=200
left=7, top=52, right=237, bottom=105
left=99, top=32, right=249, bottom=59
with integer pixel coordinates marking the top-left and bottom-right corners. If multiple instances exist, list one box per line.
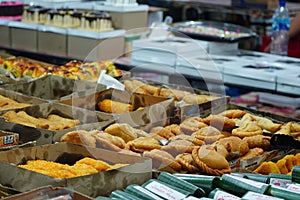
left=124, top=79, right=218, bottom=105
left=60, top=108, right=297, bottom=175
left=18, top=157, right=128, bottom=178
left=22, top=6, right=113, bottom=32
left=0, top=94, right=31, bottom=111
left=254, top=153, right=300, bottom=175
left=0, top=58, right=122, bottom=81
left=2, top=111, right=80, bottom=130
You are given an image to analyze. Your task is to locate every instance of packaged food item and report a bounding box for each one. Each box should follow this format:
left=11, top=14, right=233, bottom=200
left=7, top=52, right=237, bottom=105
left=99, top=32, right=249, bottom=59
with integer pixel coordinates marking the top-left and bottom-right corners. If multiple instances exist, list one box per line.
left=174, top=174, right=220, bottom=196
left=267, top=185, right=300, bottom=200
left=208, top=188, right=241, bottom=199
left=292, top=166, right=300, bottom=184
left=219, top=174, right=270, bottom=197
left=268, top=174, right=292, bottom=188
left=125, top=184, right=163, bottom=200
left=110, top=190, right=142, bottom=200
left=242, top=191, right=283, bottom=200
left=142, top=179, right=191, bottom=200
left=157, top=172, right=205, bottom=198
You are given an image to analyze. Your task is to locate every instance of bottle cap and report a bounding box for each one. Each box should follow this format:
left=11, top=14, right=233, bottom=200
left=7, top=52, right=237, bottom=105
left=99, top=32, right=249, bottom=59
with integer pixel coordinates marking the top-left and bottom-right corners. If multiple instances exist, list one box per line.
left=279, top=0, right=286, bottom=7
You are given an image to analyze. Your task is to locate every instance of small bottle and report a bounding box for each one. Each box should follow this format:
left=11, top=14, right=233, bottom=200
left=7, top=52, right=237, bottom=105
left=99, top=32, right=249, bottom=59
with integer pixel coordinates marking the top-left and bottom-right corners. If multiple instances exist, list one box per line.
left=270, top=0, right=290, bottom=56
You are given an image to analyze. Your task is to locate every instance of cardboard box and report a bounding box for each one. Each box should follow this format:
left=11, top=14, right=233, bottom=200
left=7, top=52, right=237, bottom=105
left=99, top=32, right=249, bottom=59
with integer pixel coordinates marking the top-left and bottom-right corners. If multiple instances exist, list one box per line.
left=67, top=29, right=125, bottom=61
left=4, top=186, right=93, bottom=200
left=94, top=5, right=149, bottom=30
left=59, top=88, right=175, bottom=127
left=1, top=75, right=106, bottom=101
left=0, top=142, right=152, bottom=197
left=38, top=25, right=68, bottom=57
left=8, top=21, right=39, bottom=52
left=0, top=102, right=114, bottom=145
left=0, top=20, right=10, bottom=48
left=0, top=130, right=18, bottom=148
left=0, top=88, right=47, bottom=111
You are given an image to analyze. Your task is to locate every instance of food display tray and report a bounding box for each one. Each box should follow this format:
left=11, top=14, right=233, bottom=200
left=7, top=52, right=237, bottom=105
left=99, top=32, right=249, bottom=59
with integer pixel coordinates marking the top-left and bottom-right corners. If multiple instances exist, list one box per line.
left=169, top=20, right=257, bottom=43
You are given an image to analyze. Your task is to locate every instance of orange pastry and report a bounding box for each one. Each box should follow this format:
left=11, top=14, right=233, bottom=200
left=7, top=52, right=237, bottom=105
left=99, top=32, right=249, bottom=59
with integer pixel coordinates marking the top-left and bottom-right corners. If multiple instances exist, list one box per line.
left=254, top=161, right=281, bottom=175
left=97, top=99, right=133, bottom=114
left=201, top=115, right=236, bottom=131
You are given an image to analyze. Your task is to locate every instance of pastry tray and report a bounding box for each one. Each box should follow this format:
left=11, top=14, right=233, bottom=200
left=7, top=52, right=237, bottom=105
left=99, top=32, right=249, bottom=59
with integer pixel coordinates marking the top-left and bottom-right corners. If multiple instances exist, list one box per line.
left=169, top=20, right=257, bottom=43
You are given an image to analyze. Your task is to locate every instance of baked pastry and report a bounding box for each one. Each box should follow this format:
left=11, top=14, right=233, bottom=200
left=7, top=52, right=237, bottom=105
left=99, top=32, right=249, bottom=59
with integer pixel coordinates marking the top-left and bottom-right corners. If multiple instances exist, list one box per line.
left=201, top=115, right=236, bottom=131
left=192, top=126, right=225, bottom=144
left=104, top=123, right=137, bottom=143
left=159, top=88, right=187, bottom=101
left=214, top=136, right=249, bottom=159
left=75, top=157, right=111, bottom=172
left=143, top=149, right=182, bottom=173
left=180, top=117, right=207, bottom=135
left=252, top=115, right=282, bottom=133
left=276, top=159, right=289, bottom=174
left=161, top=140, right=195, bottom=156
left=90, top=130, right=125, bottom=149
left=165, top=124, right=183, bottom=136
left=232, top=121, right=263, bottom=138
left=192, top=145, right=231, bottom=176
left=0, top=94, right=31, bottom=111
left=242, top=135, right=272, bottom=150
left=240, top=148, right=264, bottom=160
left=182, top=93, right=211, bottom=104
left=97, top=99, right=133, bottom=114
left=150, top=126, right=175, bottom=139
left=60, top=130, right=96, bottom=148
left=169, top=134, right=205, bottom=146
left=176, top=153, right=200, bottom=173
left=220, top=109, right=247, bottom=119
left=125, top=137, right=161, bottom=153
left=254, top=161, right=281, bottom=175
left=124, top=80, right=147, bottom=94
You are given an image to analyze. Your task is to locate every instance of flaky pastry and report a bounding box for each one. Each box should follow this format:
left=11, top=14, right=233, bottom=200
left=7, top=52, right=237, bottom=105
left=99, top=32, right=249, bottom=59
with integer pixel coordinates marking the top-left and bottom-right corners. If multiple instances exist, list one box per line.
left=242, top=135, right=272, bottom=150
left=97, top=99, right=133, bottom=114
left=180, top=117, right=208, bottom=135
left=60, top=130, right=96, bottom=148
left=232, top=121, right=263, bottom=138
left=125, top=137, right=161, bottom=153
left=214, top=136, right=249, bottom=159
left=220, top=109, right=247, bottom=119
left=150, top=126, right=175, bottom=140
left=254, top=161, right=281, bottom=175
left=201, top=115, right=236, bottom=131
left=240, top=148, right=264, bottom=160
left=143, top=149, right=182, bottom=173
left=192, top=126, right=225, bottom=144
left=161, top=140, right=195, bottom=156
left=176, top=153, right=200, bottom=173
left=192, top=145, right=231, bottom=176
left=104, top=123, right=137, bottom=143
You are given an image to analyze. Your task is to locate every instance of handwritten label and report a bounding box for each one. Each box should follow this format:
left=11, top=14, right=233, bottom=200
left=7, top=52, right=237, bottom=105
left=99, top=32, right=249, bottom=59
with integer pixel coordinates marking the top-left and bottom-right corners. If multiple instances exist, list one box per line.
left=269, top=178, right=291, bottom=188
left=242, top=191, right=283, bottom=200
left=134, top=185, right=163, bottom=200
left=227, top=175, right=266, bottom=189
left=144, top=181, right=186, bottom=200
left=214, top=190, right=240, bottom=200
